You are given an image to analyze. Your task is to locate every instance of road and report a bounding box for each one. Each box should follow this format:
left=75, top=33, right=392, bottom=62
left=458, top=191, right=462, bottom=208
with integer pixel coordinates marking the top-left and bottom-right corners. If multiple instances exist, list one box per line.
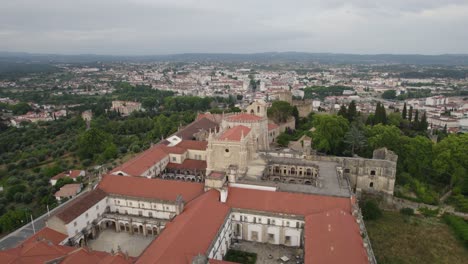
left=0, top=189, right=89, bottom=250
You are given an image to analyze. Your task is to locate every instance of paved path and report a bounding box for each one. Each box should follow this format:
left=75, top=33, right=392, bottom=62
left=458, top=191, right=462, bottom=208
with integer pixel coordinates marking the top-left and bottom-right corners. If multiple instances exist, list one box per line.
left=0, top=189, right=89, bottom=250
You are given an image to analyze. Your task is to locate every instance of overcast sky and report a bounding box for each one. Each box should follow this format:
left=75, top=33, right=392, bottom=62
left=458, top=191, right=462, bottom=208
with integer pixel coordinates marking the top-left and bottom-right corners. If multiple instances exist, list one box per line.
left=1, top=0, right=468, bottom=55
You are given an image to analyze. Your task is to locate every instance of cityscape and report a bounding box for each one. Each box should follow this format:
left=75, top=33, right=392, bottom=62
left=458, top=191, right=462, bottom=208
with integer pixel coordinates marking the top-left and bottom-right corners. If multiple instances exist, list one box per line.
left=0, top=1, right=468, bottom=264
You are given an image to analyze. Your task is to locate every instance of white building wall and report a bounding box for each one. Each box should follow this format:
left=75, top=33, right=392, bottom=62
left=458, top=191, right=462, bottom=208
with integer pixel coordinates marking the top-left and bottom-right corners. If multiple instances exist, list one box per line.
left=109, top=196, right=175, bottom=219
left=230, top=212, right=303, bottom=247
left=208, top=216, right=232, bottom=260
left=65, top=197, right=108, bottom=238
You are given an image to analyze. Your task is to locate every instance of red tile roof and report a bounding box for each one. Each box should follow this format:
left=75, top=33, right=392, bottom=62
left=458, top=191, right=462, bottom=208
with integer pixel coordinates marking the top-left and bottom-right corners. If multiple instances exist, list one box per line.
left=54, top=189, right=107, bottom=224
left=110, top=146, right=168, bottom=176
left=54, top=183, right=81, bottom=198
left=305, top=209, right=368, bottom=264
left=159, top=145, right=186, bottom=155
left=175, top=117, right=219, bottom=140
left=218, top=125, right=251, bottom=141
left=166, top=159, right=207, bottom=171
left=226, top=113, right=262, bottom=122
left=0, top=240, right=74, bottom=264
left=136, top=190, right=230, bottom=264
left=176, top=140, right=208, bottom=151
left=51, top=170, right=83, bottom=180
left=268, top=123, right=279, bottom=131
left=98, top=174, right=204, bottom=202
left=21, top=227, right=67, bottom=246
left=226, top=187, right=352, bottom=216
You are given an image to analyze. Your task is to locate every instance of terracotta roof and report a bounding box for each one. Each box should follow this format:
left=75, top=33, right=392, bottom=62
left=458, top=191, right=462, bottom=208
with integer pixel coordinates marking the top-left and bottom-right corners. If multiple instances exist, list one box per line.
left=176, top=140, right=208, bottom=151
left=98, top=174, right=204, bottom=202
left=226, top=187, right=352, bottom=216
left=218, top=125, right=251, bottom=141
left=51, top=170, right=83, bottom=180
left=0, top=240, right=74, bottom=264
left=304, top=209, right=368, bottom=264
left=110, top=146, right=168, bottom=176
left=207, top=171, right=225, bottom=180
left=166, top=159, right=207, bottom=171
left=268, top=123, right=279, bottom=131
left=175, top=117, right=219, bottom=140
left=159, top=145, right=186, bottom=155
left=53, top=189, right=107, bottom=224
left=136, top=190, right=230, bottom=264
left=55, top=184, right=81, bottom=198
left=225, top=113, right=262, bottom=122
left=21, top=227, right=67, bottom=246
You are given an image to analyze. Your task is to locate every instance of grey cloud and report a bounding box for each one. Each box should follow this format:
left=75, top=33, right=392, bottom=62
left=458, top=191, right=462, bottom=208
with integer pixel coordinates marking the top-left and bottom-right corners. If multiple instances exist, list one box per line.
left=0, top=0, right=467, bottom=54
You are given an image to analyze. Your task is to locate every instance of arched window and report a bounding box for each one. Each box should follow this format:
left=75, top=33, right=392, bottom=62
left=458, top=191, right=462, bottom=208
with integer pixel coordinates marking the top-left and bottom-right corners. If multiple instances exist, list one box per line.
left=369, top=182, right=374, bottom=188
left=257, top=106, right=260, bottom=113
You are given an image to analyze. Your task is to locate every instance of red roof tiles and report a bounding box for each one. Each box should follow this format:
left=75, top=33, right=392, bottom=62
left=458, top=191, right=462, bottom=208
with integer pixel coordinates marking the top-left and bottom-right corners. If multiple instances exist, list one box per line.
left=166, top=159, right=207, bottom=171
left=136, top=190, right=230, bottom=264
left=176, top=140, right=208, bottom=151
left=219, top=125, right=251, bottom=141
left=305, top=209, right=368, bottom=264
left=54, top=189, right=107, bottom=224
left=98, top=174, right=204, bottom=202
left=226, top=187, right=352, bottom=216
left=21, top=227, right=67, bottom=247
left=268, top=123, right=279, bottom=131
left=111, top=146, right=168, bottom=176
left=226, top=113, right=262, bottom=122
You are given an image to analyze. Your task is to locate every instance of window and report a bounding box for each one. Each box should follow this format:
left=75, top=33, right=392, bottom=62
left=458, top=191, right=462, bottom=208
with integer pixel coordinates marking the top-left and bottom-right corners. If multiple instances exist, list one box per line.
left=267, top=219, right=271, bottom=225
left=85, top=213, right=88, bottom=218
left=251, top=231, right=258, bottom=241
left=268, top=233, right=275, bottom=242
left=370, top=170, right=376, bottom=176
left=253, top=217, right=256, bottom=223
left=286, top=221, right=290, bottom=227
left=285, top=236, right=291, bottom=245
left=244, top=216, right=248, bottom=221
left=96, top=205, right=99, bottom=210
left=344, top=169, right=350, bottom=173
left=172, top=157, right=176, bottom=162
left=148, top=212, right=153, bottom=217
left=272, top=219, right=276, bottom=225
left=296, top=222, right=300, bottom=228
left=74, top=222, right=77, bottom=227
left=370, top=182, right=374, bottom=188
left=225, top=148, right=229, bottom=153
left=138, top=211, right=143, bottom=216
left=125, top=210, right=128, bottom=215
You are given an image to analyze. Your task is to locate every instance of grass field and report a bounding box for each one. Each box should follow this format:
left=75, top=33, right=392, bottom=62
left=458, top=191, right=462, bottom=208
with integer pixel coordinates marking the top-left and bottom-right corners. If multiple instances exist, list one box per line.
left=224, top=249, right=257, bottom=264
left=366, top=211, right=468, bottom=264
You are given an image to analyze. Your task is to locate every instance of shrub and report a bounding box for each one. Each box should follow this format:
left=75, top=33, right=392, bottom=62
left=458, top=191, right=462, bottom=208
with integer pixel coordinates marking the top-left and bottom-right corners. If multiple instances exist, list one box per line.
left=418, top=207, right=439, bottom=217
left=443, top=214, right=468, bottom=247
left=400, top=207, right=414, bottom=216
left=361, top=200, right=382, bottom=221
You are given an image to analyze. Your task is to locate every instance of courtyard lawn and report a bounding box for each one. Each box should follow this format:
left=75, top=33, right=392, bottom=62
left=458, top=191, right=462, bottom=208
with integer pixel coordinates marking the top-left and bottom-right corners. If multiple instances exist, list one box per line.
left=224, top=249, right=257, bottom=264
left=366, top=211, right=468, bottom=264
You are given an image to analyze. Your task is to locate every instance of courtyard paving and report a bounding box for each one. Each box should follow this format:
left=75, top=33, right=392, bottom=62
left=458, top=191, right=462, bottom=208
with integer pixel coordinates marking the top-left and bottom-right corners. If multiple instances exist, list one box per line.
left=88, top=229, right=155, bottom=257
left=230, top=240, right=304, bottom=264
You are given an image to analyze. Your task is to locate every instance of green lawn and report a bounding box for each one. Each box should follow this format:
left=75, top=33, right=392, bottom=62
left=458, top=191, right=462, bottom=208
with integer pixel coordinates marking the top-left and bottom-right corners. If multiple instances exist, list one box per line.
left=366, top=211, right=468, bottom=264
left=224, top=249, right=257, bottom=264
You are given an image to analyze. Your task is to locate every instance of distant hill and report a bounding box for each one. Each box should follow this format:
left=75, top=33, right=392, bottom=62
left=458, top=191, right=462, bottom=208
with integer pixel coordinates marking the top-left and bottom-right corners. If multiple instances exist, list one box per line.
left=1, top=51, right=468, bottom=65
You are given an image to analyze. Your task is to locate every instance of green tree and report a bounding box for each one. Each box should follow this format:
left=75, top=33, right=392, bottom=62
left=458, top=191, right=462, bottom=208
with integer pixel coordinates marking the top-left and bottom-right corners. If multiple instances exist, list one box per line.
left=312, top=115, right=349, bottom=154
left=374, top=102, right=387, bottom=125
left=402, top=103, right=407, bottom=119
left=267, top=101, right=294, bottom=124
left=347, top=100, right=358, bottom=122
left=382, top=90, right=397, bottom=100
left=77, top=128, right=113, bottom=160
left=344, top=123, right=367, bottom=156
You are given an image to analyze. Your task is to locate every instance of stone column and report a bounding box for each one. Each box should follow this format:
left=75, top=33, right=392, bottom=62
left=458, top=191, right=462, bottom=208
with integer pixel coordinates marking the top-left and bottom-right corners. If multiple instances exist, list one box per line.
left=143, top=225, right=147, bottom=236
